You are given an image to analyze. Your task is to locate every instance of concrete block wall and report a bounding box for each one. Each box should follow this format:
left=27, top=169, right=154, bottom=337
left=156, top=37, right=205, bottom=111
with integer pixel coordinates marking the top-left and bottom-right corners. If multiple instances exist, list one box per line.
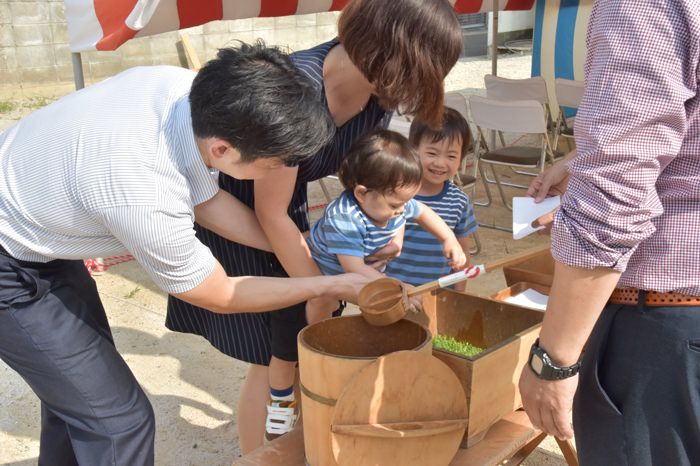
left=1, top=0, right=340, bottom=87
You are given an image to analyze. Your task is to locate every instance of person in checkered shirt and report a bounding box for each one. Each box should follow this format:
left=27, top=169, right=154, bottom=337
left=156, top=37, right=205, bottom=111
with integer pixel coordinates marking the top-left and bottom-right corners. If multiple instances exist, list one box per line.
left=518, top=1, right=700, bottom=465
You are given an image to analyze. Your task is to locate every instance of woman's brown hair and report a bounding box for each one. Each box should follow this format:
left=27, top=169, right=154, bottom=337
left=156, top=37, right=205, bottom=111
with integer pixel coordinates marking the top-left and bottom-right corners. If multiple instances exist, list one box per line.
left=338, top=129, right=422, bottom=194
left=338, top=0, right=463, bottom=128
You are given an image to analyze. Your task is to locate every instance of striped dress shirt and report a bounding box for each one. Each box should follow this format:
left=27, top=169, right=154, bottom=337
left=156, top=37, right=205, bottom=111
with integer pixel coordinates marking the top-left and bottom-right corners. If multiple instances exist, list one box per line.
left=0, top=66, right=219, bottom=294
left=552, top=0, right=700, bottom=295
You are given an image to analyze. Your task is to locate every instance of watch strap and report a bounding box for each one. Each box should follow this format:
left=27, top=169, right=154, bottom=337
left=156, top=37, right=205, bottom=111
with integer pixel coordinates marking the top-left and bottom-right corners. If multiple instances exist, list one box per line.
left=529, top=338, right=581, bottom=381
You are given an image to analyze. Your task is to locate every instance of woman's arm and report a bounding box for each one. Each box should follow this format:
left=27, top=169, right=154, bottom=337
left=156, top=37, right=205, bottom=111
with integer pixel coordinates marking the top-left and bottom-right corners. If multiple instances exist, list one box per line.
left=194, top=189, right=272, bottom=252
left=254, top=166, right=324, bottom=276
left=254, top=166, right=339, bottom=312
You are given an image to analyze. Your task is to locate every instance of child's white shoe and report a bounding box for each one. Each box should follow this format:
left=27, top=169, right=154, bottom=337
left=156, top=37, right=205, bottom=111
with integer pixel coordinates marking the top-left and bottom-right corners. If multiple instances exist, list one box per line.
left=264, top=398, right=298, bottom=441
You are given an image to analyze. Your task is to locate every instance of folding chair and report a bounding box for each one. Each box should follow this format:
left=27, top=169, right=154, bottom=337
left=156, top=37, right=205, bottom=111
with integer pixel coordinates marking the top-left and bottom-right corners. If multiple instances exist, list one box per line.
left=444, top=91, right=482, bottom=254
left=387, top=116, right=412, bottom=138
left=553, top=78, right=585, bottom=152
left=469, top=95, right=553, bottom=221
left=484, top=74, right=555, bottom=136
left=482, top=75, right=559, bottom=188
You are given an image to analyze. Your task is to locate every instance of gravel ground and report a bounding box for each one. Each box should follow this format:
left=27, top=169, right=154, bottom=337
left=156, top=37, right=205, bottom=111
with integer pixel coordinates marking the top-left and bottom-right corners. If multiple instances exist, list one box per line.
left=0, top=52, right=572, bottom=466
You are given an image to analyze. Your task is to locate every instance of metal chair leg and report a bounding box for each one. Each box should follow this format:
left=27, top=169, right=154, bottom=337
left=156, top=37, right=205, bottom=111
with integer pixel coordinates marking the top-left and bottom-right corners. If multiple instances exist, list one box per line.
left=472, top=160, right=493, bottom=207
left=490, top=164, right=513, bottom=211
left=317, top=177, right=333, bottom=203
left=469, top=230, right=482, bottom=255
left=477, top=221, right=514, bottom=232
left=475, top=163, right=514, bottom=232
left=481, top=173, right=532, bottom=190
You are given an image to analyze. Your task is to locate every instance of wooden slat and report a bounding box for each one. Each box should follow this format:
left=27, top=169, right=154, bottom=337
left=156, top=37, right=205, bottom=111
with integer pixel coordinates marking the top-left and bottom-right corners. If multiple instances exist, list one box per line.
left=234, top=410, right=579, bottom=466
left=180, top=33, right=201, bottom=71
left=556, top=438, right=580, bottom=466
left=451, top=410, right=539, bottom=465
left=507, top=432, right=548, bottom=466
left=233, top=427, right=305, bottom=466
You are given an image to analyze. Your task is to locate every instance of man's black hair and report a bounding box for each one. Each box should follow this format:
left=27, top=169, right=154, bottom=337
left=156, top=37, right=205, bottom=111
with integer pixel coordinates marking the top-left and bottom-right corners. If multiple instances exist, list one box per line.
left=189, top=40, right=334, bottom=164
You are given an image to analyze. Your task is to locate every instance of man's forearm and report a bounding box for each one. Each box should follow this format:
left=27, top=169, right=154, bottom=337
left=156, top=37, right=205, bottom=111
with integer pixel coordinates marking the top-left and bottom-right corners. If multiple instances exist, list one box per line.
left=220, top=275, right=348, bottom=313
left=173, top=262, right=365, bottom=314
left=539, top=261, right=621, bottom=366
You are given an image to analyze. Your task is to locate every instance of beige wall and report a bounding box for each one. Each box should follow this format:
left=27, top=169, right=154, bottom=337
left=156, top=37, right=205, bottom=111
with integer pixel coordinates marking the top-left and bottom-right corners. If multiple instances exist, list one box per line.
left=1, top=0, right=340, bottom=87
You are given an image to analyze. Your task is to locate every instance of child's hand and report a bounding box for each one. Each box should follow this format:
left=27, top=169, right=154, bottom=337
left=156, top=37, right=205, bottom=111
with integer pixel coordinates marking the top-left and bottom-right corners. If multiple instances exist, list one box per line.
left=407, top=294, right=424, bottom=314
left=443, top=238, right=467, bottom=270
left=365, top=234, right=402, bottom=270
left=453, top=273, right=468, bottom=293
left=403, top=284, right=424, bottom=313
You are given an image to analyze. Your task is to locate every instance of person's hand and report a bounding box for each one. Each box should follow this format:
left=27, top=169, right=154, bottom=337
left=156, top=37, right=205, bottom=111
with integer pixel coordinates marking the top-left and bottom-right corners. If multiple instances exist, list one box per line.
left=527, top=150, right=574, bottom=202
left=365, top=236, right=402, bottom=270
left=305, top=296, right=340, bottom=324
left=403, top=284, right=424, bottom=314
left=531, top=207, right=560, bottom=236
left=452, top=266, right=469, bottom=293
left=525, top=150, right=574, bottom=235
left=518, top=362, right=578, bottom=440
left=443, top=238, right=467, bottom=271
left=326, top=272, right=374, bottom=305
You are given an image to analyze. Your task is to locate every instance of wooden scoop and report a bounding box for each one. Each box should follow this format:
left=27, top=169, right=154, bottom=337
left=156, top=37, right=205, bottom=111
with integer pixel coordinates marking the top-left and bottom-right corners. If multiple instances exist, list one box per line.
left=359, top=244, right=551, bottom=326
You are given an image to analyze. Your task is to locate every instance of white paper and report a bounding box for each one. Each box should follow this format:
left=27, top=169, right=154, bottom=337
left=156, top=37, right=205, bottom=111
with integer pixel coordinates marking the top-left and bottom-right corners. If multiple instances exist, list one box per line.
left=504, top=289, right=549, bottom=311
left=512, top=196, right=561, bottom=240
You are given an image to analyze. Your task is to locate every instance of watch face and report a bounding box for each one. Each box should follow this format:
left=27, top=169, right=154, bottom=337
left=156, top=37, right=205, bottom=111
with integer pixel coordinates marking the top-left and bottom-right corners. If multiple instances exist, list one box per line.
left=530, top=353, right=544, bottom=376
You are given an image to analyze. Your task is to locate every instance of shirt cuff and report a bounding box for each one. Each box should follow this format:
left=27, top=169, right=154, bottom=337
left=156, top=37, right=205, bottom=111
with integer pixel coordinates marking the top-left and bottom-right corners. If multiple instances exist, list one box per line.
left=551, top=208, right=636, bottom=273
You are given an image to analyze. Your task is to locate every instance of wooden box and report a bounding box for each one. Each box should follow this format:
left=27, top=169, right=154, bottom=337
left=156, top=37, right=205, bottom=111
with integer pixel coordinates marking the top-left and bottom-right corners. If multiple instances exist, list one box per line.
left=491, top=281, right=551, bottom=303
left=502, top=248, right=554, bottom=287
left=421, top=289, right=544, bottom=448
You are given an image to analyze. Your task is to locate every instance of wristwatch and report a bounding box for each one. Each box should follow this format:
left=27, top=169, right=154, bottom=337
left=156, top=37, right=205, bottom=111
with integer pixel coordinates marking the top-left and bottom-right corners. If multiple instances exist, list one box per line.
left=528, top=338, right=581, bottom=380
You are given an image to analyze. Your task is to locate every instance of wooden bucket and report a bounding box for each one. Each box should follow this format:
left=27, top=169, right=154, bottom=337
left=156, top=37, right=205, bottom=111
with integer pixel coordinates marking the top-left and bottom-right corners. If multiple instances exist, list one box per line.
left=298, top=315, right=432, bottom=466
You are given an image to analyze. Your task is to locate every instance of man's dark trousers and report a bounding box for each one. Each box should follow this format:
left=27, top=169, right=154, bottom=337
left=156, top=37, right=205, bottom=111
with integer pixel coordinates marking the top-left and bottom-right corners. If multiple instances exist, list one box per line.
left=0, top=250, right=155, bottom=465
left=574, top=296, right=700, bottom=466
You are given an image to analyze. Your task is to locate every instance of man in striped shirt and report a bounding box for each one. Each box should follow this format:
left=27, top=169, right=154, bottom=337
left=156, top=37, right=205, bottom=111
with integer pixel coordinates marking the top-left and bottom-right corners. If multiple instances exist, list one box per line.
left=0, top=43, right=369, bottom=465
left=518, top=1, right=700, bottom=464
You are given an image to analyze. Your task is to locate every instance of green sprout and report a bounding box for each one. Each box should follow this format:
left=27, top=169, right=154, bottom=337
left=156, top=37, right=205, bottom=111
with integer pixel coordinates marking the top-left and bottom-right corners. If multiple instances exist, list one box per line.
left=432, top=334, right=484, bottom=357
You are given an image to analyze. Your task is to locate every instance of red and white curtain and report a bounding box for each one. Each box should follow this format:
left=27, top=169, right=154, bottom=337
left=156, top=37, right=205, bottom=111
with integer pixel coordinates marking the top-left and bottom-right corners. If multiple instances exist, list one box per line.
left=64, top=0, right=536, bottom=52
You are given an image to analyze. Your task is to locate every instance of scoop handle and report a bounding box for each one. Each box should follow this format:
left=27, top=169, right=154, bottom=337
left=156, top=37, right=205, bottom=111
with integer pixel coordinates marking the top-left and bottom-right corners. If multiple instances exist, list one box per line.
left=406, top=243, right=550, bottom=298
left=482, top=243, right=551, bottom=273
left=406, top=265, right=485, bottom=297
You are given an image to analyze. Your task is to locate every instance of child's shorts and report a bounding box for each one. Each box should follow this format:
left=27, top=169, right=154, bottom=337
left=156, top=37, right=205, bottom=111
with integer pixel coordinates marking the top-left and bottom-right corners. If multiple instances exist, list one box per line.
left=269, top=301, right=345, bottom=362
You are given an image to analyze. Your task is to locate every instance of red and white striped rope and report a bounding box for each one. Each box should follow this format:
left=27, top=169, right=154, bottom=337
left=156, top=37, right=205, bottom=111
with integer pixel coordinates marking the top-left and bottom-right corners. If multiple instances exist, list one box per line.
left=84, top=255, right=135, bottom=274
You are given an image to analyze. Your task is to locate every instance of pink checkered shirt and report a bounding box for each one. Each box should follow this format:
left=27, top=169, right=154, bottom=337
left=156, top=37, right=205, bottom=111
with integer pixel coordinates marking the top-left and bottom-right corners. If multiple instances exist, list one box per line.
left=552, top=0, right=700, bottom=295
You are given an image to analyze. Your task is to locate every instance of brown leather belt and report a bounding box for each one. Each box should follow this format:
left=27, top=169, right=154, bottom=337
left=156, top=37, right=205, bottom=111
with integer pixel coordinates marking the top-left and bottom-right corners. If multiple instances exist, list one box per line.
left=609, top=288, right=700, bottom=306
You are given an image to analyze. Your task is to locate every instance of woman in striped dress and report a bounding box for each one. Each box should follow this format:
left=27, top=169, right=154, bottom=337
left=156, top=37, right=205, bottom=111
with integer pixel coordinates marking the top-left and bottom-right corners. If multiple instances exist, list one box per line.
left=166, top=0, right=463, bottom=453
